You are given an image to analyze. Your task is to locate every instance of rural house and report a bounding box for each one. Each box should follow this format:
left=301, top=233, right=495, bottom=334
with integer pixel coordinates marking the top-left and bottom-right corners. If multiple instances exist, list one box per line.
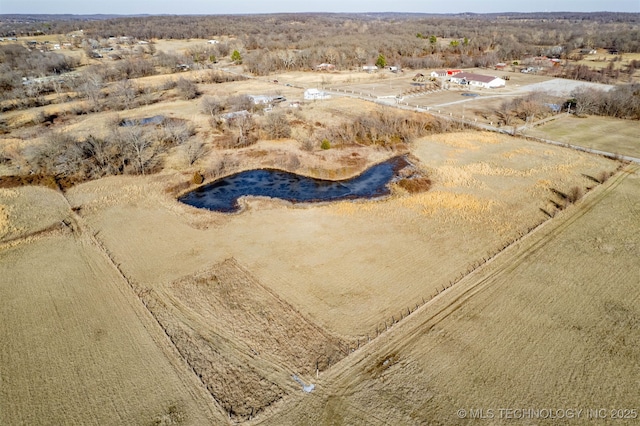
left=449, top=72, right=506, bottom=88
left=248, top=95, right=286, bottom=105
left=304, top=88, right=331, bottom=100
left=430, top=70, right=447, bottom=77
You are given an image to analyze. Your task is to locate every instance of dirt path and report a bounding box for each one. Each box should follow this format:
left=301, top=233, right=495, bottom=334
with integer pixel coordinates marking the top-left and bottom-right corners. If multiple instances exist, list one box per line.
left=256, top=163, right=639, bottom=425
left=322, top=164, right=630, bottom=373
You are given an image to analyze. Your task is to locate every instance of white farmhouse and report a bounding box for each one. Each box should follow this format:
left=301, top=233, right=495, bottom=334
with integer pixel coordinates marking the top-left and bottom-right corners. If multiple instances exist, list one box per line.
left=248, top=95, right=272, bottom=105
left=449, top=72, right=505, bottom=88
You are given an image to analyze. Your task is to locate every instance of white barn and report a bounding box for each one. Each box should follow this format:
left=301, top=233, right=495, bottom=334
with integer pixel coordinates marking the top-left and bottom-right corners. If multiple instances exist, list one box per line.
left=304, top=88, right=331, bottom=100
left=449, top=72, right=505, bottom=88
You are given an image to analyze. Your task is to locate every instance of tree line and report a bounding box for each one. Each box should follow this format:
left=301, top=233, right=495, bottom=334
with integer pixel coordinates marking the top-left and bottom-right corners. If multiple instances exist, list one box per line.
left=2, top=13, right=639, bottom=59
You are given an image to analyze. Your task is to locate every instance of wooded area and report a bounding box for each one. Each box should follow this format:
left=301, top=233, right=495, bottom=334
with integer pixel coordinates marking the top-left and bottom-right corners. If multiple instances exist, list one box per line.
left=1, top=12, right=638, bottom=188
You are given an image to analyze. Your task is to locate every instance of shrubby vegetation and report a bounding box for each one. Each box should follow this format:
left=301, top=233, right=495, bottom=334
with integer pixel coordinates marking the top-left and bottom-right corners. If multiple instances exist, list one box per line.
left=491, top=83, right=640, bottom=125
left=570, top=84, right=640, bottom=119
left=320, top=108, right=457, bottom=147
left=12, top=118, right=197, bottom=188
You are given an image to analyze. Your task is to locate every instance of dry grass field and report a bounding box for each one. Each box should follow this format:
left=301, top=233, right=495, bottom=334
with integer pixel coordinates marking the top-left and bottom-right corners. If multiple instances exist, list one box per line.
left=573, top=52, right=640, bottom=82
left=2, top=43, right=637, bottom=422
left=139, top=258, right=349, bottom=420
left=255, top=164, right=640, bottom=425
left=0, top=230, right=225, bottom=425
left=64, top=131, right=618, bottom=338
left=526, top=115, right=640, bottom=159
left=11, top=127, right=607, bottom=422
left=0, top=186, right=70, bottom=242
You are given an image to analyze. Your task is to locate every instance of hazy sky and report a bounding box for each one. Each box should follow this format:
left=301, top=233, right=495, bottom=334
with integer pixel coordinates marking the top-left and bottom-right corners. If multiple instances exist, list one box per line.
left=1, top=0, right=638, bottom=15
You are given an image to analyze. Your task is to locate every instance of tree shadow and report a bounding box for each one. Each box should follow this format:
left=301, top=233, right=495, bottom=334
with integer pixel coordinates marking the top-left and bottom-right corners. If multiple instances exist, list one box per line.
left=550, top=187, right=567, bottom=200
left=582, top=173, right=601, bottom=184
left=539, top=208, right=554, bottom=218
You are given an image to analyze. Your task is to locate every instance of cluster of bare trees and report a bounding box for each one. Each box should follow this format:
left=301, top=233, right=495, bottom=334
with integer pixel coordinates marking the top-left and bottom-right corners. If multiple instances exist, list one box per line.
left=319, top=108, right=453, bottom=148
left=559, top=63, right=620, bottom=84
left=2, top=13, right=639, bottom=116
left=491, top=84, right=640, bottom=124
left=16, top=118, right=198, bottom=187
left=570, top=84, right=640, bottom=119
left=201, top=94, right=298, bottom=147
left=3, top=13, right=639, bottom=79
left=495, top=92, right=557, bottom=127
left=0, top=44, right=79, bottom=101
left=199, top=99, right=469, bottom=150
left=201, top=94, right=252, bottom=118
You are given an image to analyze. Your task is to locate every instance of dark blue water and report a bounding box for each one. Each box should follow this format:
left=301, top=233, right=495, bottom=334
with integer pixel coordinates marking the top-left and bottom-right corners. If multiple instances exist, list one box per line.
left=179, top=156, right=409, bottom=213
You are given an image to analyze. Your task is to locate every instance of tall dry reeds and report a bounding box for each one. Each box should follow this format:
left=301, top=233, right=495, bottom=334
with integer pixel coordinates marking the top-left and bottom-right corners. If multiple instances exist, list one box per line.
left=320, top=108, right=449, bottom=148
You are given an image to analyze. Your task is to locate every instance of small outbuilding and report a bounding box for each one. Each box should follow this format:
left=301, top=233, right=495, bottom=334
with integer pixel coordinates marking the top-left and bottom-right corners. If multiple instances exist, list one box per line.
left=304, top=88, right=331, bottom=100
left=220, top=110, right=250, bottom=121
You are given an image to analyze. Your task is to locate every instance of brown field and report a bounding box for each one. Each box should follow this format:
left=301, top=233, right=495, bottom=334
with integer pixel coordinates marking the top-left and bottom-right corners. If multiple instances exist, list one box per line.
left=3, top=117, right=628, bottom=422
left=2, top=40, right=638, bottom=423
left=255, top=163, right=640, bottom=425
left=526, top=115, right=640, bottom=159
left=63, top=131, right=619, bottom=338
left=0, top=230, right=225, bottom=425
left=573, top=52, right=640, bottom=81
left=0, top=186, right=70, bottom=242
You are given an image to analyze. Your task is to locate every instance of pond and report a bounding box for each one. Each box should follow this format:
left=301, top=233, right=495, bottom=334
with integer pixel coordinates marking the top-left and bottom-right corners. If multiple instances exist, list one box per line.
left=179, top=156, right=409, bottom=213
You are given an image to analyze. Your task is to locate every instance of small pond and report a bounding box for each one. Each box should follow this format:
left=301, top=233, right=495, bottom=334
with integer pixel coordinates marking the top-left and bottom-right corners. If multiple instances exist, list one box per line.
left=179, top=156, right=409, bottom=213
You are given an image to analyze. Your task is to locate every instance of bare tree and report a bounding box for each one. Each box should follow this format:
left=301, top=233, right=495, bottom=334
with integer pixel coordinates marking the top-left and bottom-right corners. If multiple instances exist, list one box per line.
left=354, top=47, right=368, bottom=66
left=277, top=50, right=297, bottom=70
left=116, top=127, right=160, bottom=175
left=111, top=78, right=138, bottom=110
left=570, top=87, right=602, bottom=116
left=227, top=115, right=256, bottom=147
left=496, top=101, right=515, bottom=126
left=227, top=94, right=253, bottom=112
left=201, top=96, right=224, bottom=117
left=77, top=72, right=104, bottom=112
left=183, top=138, right=209, bottom=166
left=159, top=120, right=196, bottom=146
left=176, top=77, right=199, bottom=100
left=263, top=111, right=291, bottom=139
